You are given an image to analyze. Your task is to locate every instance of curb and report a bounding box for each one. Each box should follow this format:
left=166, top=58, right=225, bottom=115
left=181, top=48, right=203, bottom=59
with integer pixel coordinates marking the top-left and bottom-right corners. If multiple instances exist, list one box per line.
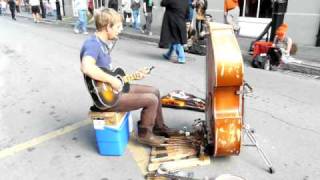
left=16, top=13, right=320, bottom=77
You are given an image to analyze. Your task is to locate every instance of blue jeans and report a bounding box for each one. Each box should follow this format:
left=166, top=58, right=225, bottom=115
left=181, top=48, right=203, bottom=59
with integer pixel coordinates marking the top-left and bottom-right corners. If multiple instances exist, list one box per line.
left=188, top=6, right=194, bottom=22
left=165, top=43, right=186, bottom=63
left=132, top=9, right=140, bottom=30
left=75, top=10, right=87, bottom=32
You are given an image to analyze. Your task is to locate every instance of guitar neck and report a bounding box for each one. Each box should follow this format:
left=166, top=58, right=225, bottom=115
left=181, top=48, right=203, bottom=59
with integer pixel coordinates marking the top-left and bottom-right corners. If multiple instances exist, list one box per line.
left=123, top=72, right=141, bottom=83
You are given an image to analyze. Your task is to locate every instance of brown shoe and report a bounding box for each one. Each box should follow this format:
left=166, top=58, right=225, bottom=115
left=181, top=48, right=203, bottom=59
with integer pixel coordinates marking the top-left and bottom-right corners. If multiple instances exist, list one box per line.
left=153, top=124, right=181, bottom=138
left=137, top=127, right=166, bottom=147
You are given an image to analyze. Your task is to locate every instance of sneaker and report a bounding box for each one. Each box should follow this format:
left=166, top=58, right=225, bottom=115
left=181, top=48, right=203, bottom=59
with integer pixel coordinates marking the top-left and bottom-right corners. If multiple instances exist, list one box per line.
left=83, top=31, right=89, bottom=35
left=140, top=28, right=145, bottom=34
left=148, top=32, right=153, bottom=36
left=171, top=60, right=186, bottom=64
left=74, top=28, right=80, bottom=34
left=162, top=54, right=170, bottom=60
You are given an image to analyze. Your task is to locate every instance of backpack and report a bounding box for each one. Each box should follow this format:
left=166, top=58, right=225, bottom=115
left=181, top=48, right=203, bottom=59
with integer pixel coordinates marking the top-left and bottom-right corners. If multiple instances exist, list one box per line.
left=187, top=43, right=207, bottom=56
left=251, top=54, right=271, bottom=70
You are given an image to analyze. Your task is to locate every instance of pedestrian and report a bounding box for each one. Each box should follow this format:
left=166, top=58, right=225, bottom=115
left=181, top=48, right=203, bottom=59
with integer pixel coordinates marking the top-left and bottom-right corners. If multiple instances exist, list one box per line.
left=187, top=0, right=195, bottom=23
left=268, top=23, right=293, bottom=66
left=121, top=0, right=132, bottom=27
left=15, top=0, right=20, bottom=13
left=73, top=0, right=88, bottom=34
left=0, top=0, right=7, bottom=15
left=141, top=0, right=153, bottom=35
left=80, top=8, right=178, bottom=146
left=108, top=0, right=118, bottom=11
left=160, top=0, right=189, bottom=64
left=29, top=0, right=41, bottom=22
left=87, top=0, right=94, bottom=22
left=131, top=0, right=141, bottom=30
left=195, top=0, right=207, bottom=38
left=8, top=0, right=16, bottom=20
left=224, top=0, right=240, bottom=34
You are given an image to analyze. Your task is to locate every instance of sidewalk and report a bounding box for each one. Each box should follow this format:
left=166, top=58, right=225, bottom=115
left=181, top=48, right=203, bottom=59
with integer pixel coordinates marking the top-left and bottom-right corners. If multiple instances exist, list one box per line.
left=16, top=11, right=320, bottom=76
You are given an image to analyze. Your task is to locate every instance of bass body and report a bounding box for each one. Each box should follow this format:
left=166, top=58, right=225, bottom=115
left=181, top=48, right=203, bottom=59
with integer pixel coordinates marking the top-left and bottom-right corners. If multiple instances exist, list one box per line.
left=206, top=22, right=244, bottom=157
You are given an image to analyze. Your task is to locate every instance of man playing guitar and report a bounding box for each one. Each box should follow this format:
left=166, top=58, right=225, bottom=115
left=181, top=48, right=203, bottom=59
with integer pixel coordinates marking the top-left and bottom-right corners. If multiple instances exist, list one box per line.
left=80, top=8, right=178, bottom=146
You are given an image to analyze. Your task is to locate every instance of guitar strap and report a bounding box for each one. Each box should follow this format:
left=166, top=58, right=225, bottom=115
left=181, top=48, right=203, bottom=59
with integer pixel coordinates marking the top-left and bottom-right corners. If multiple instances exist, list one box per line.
left=95, top=34, right=118, bottom=69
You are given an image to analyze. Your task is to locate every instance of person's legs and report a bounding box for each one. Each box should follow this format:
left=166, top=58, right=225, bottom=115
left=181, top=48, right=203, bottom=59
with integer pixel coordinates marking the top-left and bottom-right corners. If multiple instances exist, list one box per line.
left=226, top=7, right=240, bottom=32
left=74, top=10, right=83, bottom=33
left=163, top=43, right=175, bottom=60
left=195, top=19, right=200, bottom=36
left=10, top=7, right=15, bottom=19
left=175, top=43, right=186, bottom=63
left=146, top=12, right=152, bottom=35
left=105, top=84, right=165, bottom=145
left=79, top=10, right=87, bottom=33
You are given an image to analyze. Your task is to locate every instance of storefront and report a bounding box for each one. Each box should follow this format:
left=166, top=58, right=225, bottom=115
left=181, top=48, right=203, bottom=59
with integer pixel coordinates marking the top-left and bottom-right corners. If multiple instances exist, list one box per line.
left=209, top=0, right=320, bottom=46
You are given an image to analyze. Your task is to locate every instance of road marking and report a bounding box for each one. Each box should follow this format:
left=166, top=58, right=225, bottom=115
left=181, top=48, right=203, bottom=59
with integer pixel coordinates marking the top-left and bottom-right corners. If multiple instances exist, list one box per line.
left=0, top=119, right=91, bottom=160
left=0, top=118, right=149, bottom=175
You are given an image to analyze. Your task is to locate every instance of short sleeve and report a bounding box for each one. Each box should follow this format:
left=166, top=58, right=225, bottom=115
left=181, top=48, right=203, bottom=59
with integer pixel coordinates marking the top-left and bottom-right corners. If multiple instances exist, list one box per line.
left=80, top=40, right=100, bottom=61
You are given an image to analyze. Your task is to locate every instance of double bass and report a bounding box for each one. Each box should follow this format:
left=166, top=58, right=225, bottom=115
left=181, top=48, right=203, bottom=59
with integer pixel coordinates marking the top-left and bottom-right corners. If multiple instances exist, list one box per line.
left=205, top=23, right=244, bottom=156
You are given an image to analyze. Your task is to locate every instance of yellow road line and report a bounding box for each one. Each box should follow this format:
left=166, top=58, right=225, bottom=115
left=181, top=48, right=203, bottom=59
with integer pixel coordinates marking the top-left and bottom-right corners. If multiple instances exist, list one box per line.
left=0, top=118, right=149, bottom=176
left=0, top=119, right=92, bottom=160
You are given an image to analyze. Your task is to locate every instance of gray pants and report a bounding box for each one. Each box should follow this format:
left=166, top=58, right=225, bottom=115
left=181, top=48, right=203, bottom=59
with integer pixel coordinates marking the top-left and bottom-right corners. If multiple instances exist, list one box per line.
left=225, top=6, right=240, bottom=31
left=144, top=12, right=152, bottom=33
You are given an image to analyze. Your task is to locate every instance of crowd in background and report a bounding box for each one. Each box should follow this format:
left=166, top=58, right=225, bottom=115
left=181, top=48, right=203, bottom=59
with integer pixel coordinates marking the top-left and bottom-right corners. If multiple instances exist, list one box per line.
left=0, top=0, right=62, bottom=21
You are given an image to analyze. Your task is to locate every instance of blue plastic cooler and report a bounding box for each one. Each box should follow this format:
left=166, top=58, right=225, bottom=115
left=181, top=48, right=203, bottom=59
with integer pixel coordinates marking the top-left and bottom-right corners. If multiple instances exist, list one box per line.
left=95, top=112, right=130, bottom=156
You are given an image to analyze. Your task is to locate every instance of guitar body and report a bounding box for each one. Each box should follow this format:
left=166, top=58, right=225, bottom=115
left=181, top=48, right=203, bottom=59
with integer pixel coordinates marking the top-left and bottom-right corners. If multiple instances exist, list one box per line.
left=84, top=67, right=130, bottom=110
left=206, top=23, right=244, bottom=156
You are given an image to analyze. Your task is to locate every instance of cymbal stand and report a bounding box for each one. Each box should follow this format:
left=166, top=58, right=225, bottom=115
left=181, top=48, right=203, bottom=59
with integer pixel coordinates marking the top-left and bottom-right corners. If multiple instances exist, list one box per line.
left=241, top=82, right=275, bottom=174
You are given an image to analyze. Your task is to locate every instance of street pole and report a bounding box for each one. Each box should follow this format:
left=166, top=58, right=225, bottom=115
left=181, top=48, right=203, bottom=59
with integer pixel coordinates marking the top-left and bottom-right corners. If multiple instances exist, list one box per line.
left=270, top=0, right=288, bottom=41
left=316, top=21, right=320, bottom=46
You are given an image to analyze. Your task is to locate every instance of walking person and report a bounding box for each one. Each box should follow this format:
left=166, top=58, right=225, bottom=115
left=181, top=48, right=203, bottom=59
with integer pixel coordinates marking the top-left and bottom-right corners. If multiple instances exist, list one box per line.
left=195, top=0, right=207, bottom=38
left=224, top=0, right=240, bottom=34
left=0, top=0, right=7, bottom=15
left=8, top=0, right=16, bottom=20
left=108, top=0, right=118, bottom=11
left=80, top=8, right=178, bottom=146
left=187, top=0, right=195, bottom=23
left=160, top=0, right=189, bottom=64
left=15, top=0, right=20, bottom=13
left=73, top=0, right=88, bottom=34
left=29, top=0, right=41, bottom=22
left=131, top=0, right=141, bottom=30
left=121, top=0, right=132, bottom=27
left=141, top=0, right=153, bottom=35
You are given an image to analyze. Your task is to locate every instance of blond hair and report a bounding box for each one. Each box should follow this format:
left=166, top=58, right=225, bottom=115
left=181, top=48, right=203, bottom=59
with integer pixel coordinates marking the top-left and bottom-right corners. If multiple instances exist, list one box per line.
left=94, top=8, right=123, bottom=31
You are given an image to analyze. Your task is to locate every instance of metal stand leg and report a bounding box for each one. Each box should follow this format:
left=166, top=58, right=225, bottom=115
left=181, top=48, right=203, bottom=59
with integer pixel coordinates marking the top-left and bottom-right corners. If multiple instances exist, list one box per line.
left=243, top=124, right=275, bottom=174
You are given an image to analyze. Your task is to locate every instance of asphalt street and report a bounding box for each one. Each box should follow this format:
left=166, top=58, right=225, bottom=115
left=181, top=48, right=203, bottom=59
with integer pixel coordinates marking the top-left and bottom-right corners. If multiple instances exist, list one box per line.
left=1, top=16, right=320, bottom=180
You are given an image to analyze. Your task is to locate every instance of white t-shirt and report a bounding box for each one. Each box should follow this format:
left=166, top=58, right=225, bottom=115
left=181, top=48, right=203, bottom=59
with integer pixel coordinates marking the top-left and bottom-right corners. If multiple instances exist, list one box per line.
left=74, top=0, right=87, bottom=11
left=29, top=0, right=40, bottom=6
left=122, top=0, right=131, bottom=13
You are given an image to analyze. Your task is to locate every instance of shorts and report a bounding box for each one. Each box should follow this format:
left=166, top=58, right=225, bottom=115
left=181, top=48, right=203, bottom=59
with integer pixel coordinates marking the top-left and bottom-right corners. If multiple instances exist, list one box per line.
left=31, top=6, right=40, bottom=14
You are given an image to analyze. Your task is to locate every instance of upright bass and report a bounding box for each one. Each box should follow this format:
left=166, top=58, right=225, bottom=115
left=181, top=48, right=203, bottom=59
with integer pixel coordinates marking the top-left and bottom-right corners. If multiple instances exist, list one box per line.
left=205, top=22, right=244, bottom=156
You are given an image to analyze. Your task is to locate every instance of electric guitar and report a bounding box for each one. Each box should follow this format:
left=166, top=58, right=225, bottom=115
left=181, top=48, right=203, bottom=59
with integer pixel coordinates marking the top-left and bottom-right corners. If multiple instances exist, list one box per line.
left=84, top=66, right=154, bottom=110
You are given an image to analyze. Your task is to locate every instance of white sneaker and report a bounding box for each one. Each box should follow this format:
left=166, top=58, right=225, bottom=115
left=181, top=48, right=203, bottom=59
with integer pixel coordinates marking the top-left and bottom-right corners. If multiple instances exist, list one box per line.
left=148, top=32, right=152, bottom=36
left=83, top=31, right=89, bottom=35
left=74, top=28, right=80, bottom=34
